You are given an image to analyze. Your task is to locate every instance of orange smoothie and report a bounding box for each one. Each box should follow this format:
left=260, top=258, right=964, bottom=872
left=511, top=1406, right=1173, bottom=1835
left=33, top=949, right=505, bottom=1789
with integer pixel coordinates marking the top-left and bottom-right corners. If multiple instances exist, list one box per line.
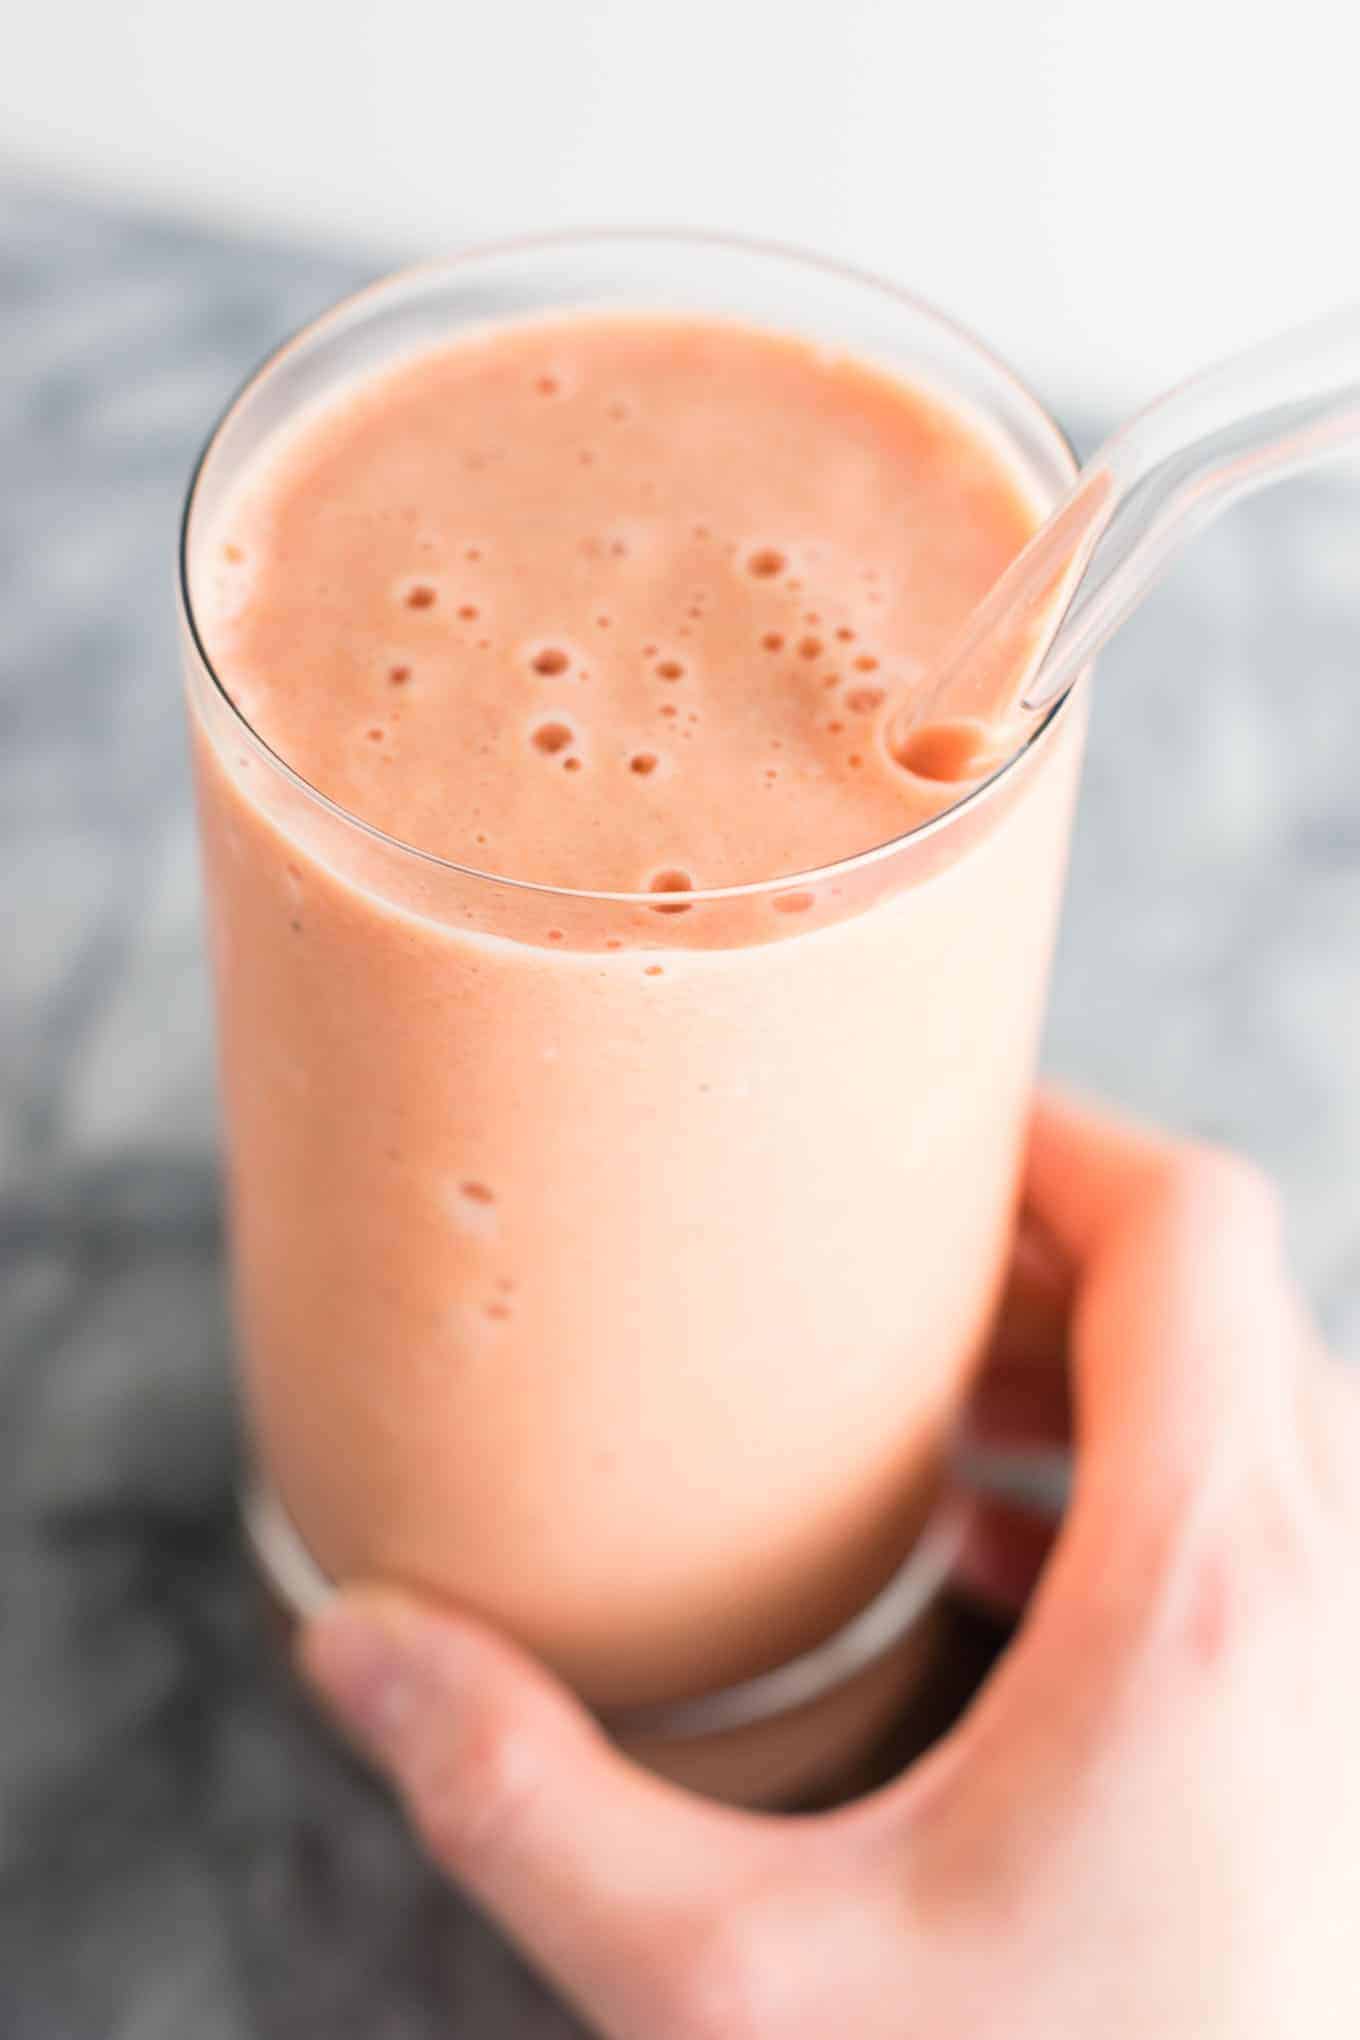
left=184, top=289, right=1084, bottom=1792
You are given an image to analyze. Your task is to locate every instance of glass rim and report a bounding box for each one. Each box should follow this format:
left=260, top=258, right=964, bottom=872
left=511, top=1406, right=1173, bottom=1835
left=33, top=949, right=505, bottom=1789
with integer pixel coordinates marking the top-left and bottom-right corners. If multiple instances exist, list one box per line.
left=178, top=225, right=1080, bottom=909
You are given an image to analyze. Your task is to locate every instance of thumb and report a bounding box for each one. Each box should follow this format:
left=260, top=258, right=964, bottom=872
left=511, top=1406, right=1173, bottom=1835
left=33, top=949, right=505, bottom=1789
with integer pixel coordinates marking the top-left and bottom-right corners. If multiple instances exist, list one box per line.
left=299, top=1586, right=771, bottom=2030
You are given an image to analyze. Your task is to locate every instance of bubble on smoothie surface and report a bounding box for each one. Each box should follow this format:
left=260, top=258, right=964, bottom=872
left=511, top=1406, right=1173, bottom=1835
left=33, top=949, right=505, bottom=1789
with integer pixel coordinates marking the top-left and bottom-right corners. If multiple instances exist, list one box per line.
left=457, top=603, right=479, bottom=621
left=798, top=635, right=823, bottom=661
left=629, top=752, right=658, bottom=775
left=656, top=659, right=685, bottom=681
left=846, top=685, right=885, bottom=713
left=648, top=869, right=694, bottom=913
left=460, top=1180, right=495, bottom=1204
left=761, top=631, right=784, bottom=652
left=366, top=726, right=386, bottom=742
left=532, top=720, right=575, bottom=755
left=562, top=755, right=583, bottom=772
left=891, top=716, right=996, bottom=784
left=746, top=547, right=785, bottom=578
left=535, top=374, right=560, bottom=396
left=404, top=583, right=437, bottom=610
left=531, top=646, right=570, bottom=676
left=388, top=665, right=411, bottom=686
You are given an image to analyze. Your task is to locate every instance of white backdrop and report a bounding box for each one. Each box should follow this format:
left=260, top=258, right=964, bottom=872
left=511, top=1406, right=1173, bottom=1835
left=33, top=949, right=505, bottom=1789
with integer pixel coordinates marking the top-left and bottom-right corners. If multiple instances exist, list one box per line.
left=5, top=0, right=1357, bottom=412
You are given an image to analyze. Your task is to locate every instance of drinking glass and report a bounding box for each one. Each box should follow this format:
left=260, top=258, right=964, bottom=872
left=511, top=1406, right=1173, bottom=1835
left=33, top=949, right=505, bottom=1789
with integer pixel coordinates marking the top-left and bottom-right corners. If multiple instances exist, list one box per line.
left=179, top=232, right=1085, bottom=1805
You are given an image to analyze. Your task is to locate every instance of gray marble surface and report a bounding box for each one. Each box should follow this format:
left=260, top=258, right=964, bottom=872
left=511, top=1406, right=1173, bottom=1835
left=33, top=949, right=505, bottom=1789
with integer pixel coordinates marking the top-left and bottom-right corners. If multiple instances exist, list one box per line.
left=2, top=175, right=1358, bottom=2037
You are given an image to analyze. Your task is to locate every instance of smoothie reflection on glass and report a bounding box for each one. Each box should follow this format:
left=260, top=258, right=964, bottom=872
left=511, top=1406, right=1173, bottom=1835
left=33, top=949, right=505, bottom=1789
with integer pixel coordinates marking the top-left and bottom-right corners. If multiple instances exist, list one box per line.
left=179, top=233, right=1086, bottom=1806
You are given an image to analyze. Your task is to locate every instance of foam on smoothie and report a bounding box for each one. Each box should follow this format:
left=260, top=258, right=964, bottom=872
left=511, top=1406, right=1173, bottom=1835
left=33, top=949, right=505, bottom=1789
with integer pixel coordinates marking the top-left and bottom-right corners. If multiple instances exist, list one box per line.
left=202, top=315, right=1039, bottom=892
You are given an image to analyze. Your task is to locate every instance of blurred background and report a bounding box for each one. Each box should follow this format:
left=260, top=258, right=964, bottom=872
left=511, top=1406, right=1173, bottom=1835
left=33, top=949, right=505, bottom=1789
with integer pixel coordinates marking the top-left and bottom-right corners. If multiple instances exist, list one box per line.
left=3, top=6, right=1358, bottom=2036
left=5, top=0, right=1359, bottom=411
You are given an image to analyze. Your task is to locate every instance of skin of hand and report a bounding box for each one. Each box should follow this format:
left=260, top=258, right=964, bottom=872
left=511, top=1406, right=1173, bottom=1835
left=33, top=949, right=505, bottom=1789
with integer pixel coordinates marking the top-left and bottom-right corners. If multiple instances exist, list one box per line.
left=299, top=1091, right=1360, bottom=2040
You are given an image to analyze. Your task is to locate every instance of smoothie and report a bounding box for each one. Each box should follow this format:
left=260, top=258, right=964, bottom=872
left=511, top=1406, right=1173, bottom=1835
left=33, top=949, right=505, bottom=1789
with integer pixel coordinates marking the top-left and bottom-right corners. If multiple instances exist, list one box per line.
left=185, top=293, right=1084, bottom=1783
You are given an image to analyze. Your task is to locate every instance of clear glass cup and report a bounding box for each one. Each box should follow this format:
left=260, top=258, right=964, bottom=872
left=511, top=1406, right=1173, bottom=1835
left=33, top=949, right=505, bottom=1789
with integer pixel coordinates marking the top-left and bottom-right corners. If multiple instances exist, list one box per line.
left=179, top=231, right=1085, bottom=1807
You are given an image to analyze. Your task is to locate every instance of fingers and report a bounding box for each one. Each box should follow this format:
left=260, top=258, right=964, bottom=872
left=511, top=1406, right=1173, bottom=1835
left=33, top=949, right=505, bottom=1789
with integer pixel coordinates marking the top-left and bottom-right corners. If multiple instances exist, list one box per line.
left=955, top=1495, right=1060, bottom=1615
left=966, top=1366, right=1070, bottom=1456
left=1024, top=1087, right=1186, bottom=1265
left=300, top=1587, right=774, bottom=2036
left=906, top=1092, right=1327, bottom=1831
left=968, top=1211, right=1072, bottom=1450
left=1025, top=1088, right=1305, bottom=1494
left=955, top=1210, right=1071, bottom=1614
left=982, top=1211, right=1073, bottom=1371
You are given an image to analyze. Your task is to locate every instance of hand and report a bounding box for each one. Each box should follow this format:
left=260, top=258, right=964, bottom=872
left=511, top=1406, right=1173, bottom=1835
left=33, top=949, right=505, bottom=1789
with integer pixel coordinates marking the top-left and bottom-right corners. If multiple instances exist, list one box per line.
left=299, top=1092, right=1360, bottom=2039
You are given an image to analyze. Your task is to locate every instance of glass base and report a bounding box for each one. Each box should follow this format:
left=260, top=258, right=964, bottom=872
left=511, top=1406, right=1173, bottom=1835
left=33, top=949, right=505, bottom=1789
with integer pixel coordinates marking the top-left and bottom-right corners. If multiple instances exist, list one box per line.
left=245, top=1477, right=966, bottom=1804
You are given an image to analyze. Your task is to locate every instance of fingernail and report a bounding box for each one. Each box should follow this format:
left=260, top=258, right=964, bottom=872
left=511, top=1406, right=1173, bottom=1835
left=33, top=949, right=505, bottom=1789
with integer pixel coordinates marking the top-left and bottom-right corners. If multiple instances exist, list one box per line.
left=301, top=1597, right=420, bottom=1761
